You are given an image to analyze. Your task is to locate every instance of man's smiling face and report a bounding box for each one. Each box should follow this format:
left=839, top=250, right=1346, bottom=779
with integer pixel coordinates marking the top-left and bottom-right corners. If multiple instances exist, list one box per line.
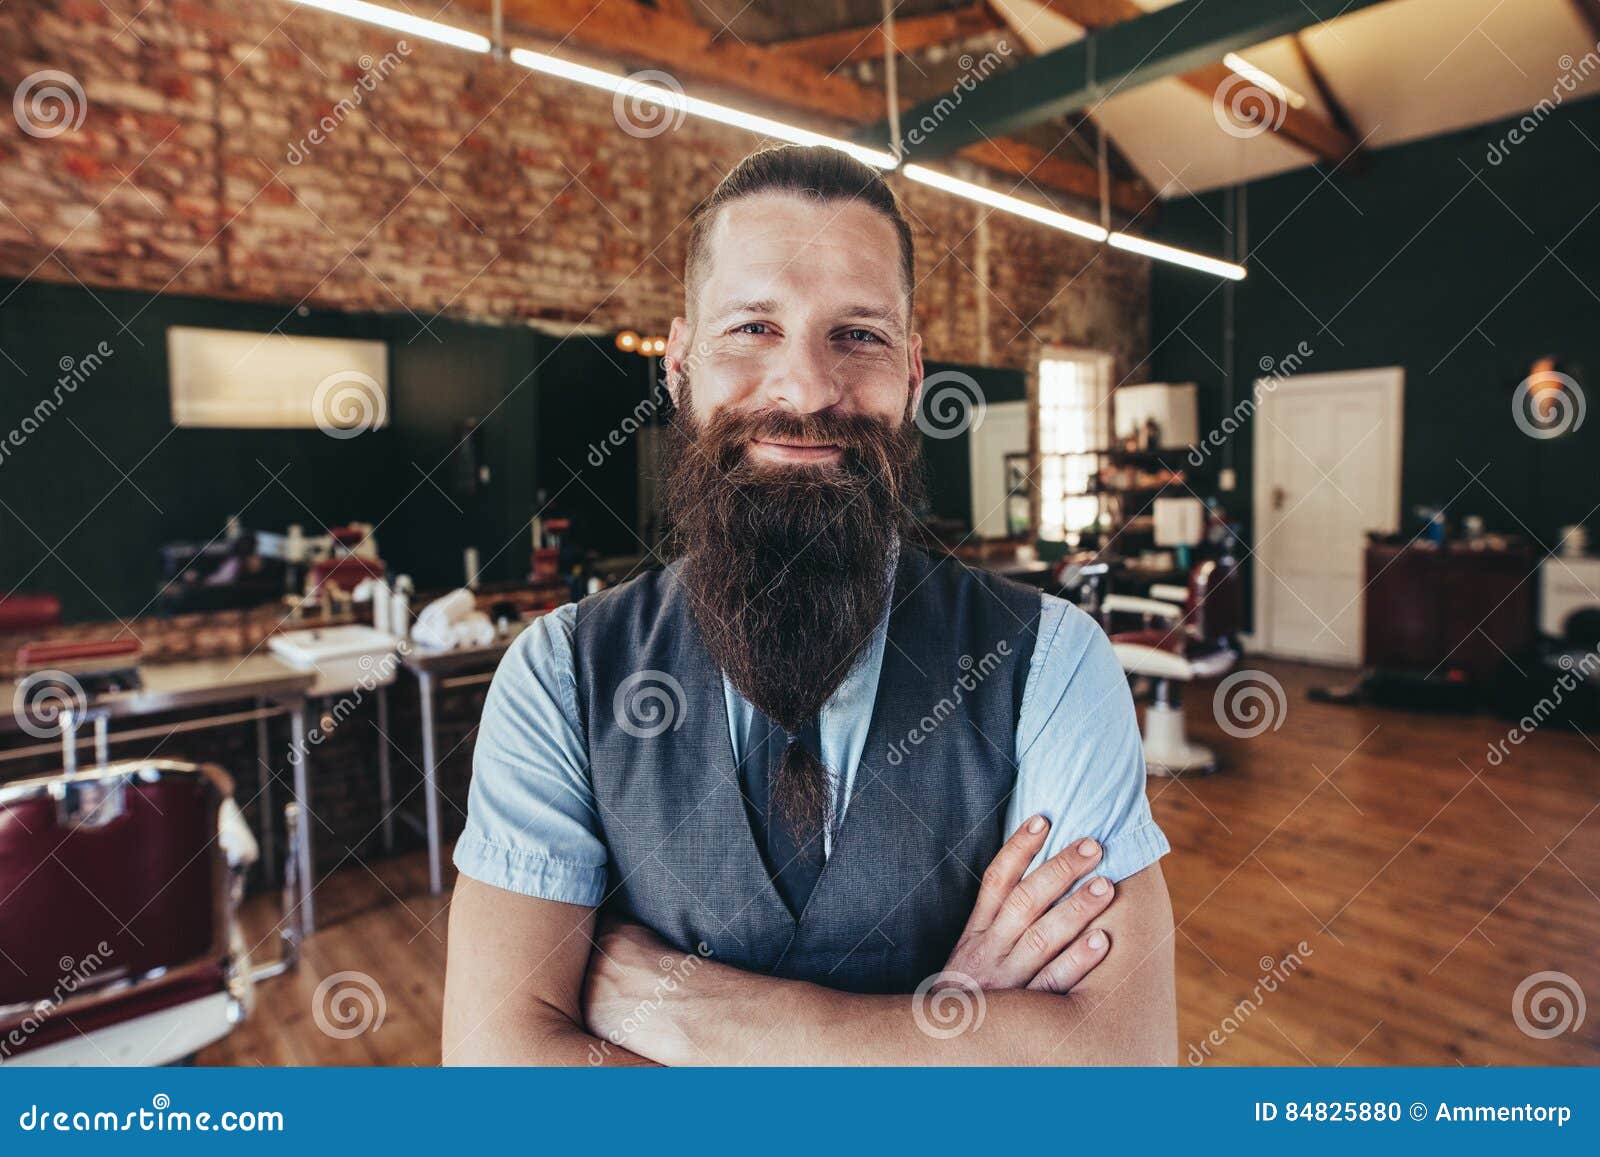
left=659, top=176, right=931, bottom=836
left=666, top=190, right=924, bottom=466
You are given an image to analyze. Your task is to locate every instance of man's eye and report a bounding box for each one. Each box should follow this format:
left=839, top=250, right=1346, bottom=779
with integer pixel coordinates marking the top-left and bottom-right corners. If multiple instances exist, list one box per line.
left=732, top=322, right=770, bottom=335
left=841, top=328, right=885, bottom=344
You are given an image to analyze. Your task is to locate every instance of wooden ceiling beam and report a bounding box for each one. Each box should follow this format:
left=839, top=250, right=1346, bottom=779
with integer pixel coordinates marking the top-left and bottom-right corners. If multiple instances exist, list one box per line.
left=768, top=3, right=1004, bottom=68
left=888, top=0, right=1374, bottom=163
left=1288, top=33, right=1362, bottom=145
left=492, top=0, right=881, bottom=119
left=469, top=0, right=1151, bottom=213
left=1030, top=0, right=1364, bottom=166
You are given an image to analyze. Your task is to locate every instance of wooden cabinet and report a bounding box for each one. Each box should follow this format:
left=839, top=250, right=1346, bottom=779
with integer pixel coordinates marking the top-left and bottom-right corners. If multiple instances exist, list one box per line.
left=1363, top=543, right=1537, bottom=679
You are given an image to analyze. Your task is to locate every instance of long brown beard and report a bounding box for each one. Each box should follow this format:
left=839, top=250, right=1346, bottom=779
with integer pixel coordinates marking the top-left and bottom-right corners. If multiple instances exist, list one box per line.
left=661, top=387, right=925, bottom=840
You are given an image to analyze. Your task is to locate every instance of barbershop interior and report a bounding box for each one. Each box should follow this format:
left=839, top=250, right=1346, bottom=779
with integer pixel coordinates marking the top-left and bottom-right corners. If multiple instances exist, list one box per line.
left=1, top=0, right=1598, bottom=1068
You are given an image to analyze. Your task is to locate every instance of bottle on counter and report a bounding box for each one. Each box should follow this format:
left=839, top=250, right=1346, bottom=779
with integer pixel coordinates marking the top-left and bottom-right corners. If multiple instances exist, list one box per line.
left=392, top=575, right=414, bottom=642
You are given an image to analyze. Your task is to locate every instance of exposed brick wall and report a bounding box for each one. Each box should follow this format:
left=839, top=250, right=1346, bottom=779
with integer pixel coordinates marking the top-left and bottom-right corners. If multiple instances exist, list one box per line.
left=0, top=0, right=1149, bottom=374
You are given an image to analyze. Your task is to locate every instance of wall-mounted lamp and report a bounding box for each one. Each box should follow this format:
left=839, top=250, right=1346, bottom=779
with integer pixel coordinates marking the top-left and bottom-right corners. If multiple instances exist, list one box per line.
left=1518, top=356, right=1586, bottom=440
left=616, top=331, right=667, bottom=357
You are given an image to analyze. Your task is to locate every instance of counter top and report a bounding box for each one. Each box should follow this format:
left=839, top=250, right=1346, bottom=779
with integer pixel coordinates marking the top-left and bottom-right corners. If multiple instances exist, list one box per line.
left=0, top=651, right=315, bottom=735
left=401, top=620, right=530, bottom=676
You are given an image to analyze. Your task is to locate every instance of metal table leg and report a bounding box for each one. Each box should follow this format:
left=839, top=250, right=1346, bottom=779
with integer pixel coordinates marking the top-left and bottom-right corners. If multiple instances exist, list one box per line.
left=255, top=700, right=277, bottom=886
left=289, top=696, right=315, bottom=933
left=376, top=685, right=394, bottom=854
left=91, top=713, right=109, bottom=768
left=417, top=671, right=443, bottom=895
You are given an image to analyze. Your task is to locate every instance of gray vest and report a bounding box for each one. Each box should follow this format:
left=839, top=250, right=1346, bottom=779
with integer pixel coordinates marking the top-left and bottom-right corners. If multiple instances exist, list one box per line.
left=573, top=547, right=1040, bottom=994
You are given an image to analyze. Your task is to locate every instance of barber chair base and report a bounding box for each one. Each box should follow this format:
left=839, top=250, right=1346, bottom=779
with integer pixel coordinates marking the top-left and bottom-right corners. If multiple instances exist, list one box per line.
left=1140, top=700, right=1218, bottom=777
left=2, top=992, right=242, bottom=1067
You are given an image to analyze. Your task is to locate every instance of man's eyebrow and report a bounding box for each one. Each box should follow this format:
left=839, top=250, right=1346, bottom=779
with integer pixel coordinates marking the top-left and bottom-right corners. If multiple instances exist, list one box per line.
left=838, top=303, right=906, bottom=331
left=710, top=299, right=779, bottom=320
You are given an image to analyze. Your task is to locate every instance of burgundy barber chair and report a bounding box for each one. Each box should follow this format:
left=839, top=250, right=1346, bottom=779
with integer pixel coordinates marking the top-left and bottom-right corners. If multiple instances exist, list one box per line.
left=0, top=760, right=298, bottom=1065
left=1103, top=556, right=1243, bottom=776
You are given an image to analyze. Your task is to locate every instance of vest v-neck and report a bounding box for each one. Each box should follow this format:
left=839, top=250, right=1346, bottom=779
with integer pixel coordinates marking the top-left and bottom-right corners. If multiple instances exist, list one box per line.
left=576, top=545, right=1041, bottom=993
left=719, top=593, right=890, bottom=858
left=704, top=555, right=910, bottom=937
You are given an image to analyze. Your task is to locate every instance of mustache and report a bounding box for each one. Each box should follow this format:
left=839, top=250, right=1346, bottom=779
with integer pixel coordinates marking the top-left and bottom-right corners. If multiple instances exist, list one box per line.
left=689, top=406, right=918, bottom=490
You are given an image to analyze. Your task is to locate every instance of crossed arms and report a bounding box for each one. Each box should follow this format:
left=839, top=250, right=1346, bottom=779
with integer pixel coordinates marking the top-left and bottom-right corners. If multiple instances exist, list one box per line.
left=442, top=816, right=1177, bottom=1066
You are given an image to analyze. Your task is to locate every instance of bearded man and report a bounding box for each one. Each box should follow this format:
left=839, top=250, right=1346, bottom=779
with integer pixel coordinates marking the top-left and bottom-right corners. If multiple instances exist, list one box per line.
left=443, top=145, right=1176, bottom=1065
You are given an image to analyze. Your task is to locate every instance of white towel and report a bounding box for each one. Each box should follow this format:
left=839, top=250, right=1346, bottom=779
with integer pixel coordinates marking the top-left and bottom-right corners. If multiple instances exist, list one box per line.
left=413, top=609, right=495, bottom=652
left=415, top=587, right=476, bottom=632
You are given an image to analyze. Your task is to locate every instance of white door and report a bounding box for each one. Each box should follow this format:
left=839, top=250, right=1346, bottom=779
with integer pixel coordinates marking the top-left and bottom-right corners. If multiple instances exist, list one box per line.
left=1253, top=367, right=1403, bottom=665
left=969, top=401, right=1028, bottom=538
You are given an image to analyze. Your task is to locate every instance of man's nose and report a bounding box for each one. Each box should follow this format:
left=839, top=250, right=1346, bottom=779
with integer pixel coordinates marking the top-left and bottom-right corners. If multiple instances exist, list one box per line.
left=765, top=339, right=844, bottom=415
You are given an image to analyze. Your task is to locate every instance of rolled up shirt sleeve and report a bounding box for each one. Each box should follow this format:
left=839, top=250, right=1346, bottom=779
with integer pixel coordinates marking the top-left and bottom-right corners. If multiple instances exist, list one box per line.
left=1010, top=593, right=1171, bottom=886
left=453, top=603, right=609, bottom=907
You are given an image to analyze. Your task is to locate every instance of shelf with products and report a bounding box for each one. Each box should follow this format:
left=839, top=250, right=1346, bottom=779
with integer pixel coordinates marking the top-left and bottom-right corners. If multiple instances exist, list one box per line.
left=1086, top=446, right=1191, bottom=545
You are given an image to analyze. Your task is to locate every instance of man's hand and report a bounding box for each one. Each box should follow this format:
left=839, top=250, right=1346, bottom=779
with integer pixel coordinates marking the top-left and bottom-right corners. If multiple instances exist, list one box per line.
left=942, top=815, right=1115, bottom=993
left=583, top=915, right=711, bottom=1063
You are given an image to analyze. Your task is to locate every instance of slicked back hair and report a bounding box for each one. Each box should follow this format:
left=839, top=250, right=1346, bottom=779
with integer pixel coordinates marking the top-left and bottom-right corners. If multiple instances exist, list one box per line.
left=684, top=145, right=915, bottom=322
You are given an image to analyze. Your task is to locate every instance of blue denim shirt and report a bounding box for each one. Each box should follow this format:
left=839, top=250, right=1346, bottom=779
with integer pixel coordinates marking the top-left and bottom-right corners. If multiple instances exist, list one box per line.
left=456, top=591, right=1169, bottom=906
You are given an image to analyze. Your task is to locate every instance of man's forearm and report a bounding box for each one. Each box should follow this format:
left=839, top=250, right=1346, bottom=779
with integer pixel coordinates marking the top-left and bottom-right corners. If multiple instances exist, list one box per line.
left=581, top=865, right=1178, bottom=1065
left=442, top=879, right=659, bottom=1067
left=524, top=1008, right=660, bottom=1067
left=638, top=962, right=1173, bottom=1066
left=444, top=999, right=658, bottom=1067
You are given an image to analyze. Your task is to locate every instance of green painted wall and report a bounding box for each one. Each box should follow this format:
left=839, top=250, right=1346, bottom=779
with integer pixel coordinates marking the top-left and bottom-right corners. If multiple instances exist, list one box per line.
left=1150, top=94, right=1600, bottom=626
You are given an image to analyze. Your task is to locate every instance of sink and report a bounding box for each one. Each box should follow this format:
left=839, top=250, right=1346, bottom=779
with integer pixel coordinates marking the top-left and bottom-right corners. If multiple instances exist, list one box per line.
left=268, top=625, right=401, bottom=696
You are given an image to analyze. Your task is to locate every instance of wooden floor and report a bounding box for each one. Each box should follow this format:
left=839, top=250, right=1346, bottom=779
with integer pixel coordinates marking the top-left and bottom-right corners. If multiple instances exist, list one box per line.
left=202, top=659, right=1600, bottom=1066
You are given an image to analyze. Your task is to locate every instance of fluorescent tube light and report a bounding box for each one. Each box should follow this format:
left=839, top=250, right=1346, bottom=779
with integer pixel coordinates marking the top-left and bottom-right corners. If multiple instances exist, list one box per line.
left=288, top=0, right=492, bottom=53
left=509, top=48, right=897, bottom=170
left=280, top=2, right=1245, bottom=279
left=901, top=164, right=1108, bottom=242
left=1109, top=231, right=1247, bottom=280
left=1223, top=52, right=1307, bottom=110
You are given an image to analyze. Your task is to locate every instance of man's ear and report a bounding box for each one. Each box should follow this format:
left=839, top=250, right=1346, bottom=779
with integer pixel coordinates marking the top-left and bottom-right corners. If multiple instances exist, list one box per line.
left=907, top=332, right=925, bottom=418
left=664, top=317, right=691, bottom=406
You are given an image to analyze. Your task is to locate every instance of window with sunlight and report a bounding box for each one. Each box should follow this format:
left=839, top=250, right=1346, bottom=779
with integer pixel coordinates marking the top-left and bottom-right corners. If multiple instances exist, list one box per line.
left=1037, top=350, right=1112, bottom=542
